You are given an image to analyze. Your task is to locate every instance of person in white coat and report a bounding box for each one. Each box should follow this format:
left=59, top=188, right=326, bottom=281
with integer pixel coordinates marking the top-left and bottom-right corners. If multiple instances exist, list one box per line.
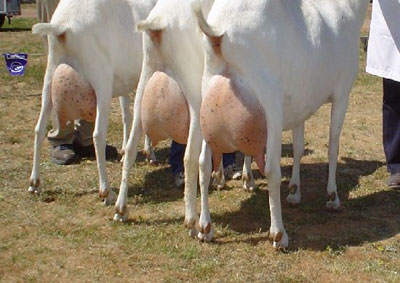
left=366, top=0, right=400, bottom=189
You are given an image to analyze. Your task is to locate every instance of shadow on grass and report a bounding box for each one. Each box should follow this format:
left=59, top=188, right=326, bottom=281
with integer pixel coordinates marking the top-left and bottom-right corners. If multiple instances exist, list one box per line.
left=124, top=146, right=184, bottom=203
left=0, top=27, right=32, bottom=32
left=281, top=143, right=314, bottom=158
left=212, top=157, right=400, bottom=251
left=126, top=166, right=184, bottom=203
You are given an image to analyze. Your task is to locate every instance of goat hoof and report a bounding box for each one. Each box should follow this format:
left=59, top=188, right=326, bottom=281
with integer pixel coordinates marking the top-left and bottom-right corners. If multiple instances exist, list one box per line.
left=144, top=150, right=157, bottom=165
left=114, top=204, right=129, bottom=222
left=326, top=192, right=341, bottom=211
left=268, top=229, right=288, bottom=249
left=242, top=174, right=256, bottom=192
left=100, top=189, right=116, bottom=206
left=184, top=218, right=199, bottom=238
left=113, top=212, right=129, bottom=222
left=28, top=179, right=41, bottom=194
left=243, top=182, right=256, bottom=192
left=286, top=184, right=301, bottom=205
left=211, top=171, right=225, bottom=190
left=197, top=222, right=214, bottom=242
left=28, top=186, right=41, bottom=194
left=289, top=184, right=297, bottom=195
left=145, top=158, right=158, bottom=165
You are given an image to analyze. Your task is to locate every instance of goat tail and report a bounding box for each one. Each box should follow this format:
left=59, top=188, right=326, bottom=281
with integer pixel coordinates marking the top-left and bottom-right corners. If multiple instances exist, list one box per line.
left=192, top=0, right=224, bottom=38
left=32, top=23, right=67, bottom=36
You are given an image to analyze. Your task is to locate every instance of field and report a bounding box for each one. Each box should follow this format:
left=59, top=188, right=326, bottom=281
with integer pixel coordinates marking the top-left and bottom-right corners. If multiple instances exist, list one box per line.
left=0, top=4, right=399, bottom=283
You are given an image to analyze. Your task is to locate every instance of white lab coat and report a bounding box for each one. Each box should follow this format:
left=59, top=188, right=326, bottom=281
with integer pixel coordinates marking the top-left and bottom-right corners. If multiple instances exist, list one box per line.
left=366, top=0, right=400, bottom=82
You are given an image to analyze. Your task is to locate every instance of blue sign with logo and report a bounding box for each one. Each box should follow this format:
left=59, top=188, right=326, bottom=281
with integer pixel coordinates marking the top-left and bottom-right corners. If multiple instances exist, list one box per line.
left=3, top=53, right=28, bottom=76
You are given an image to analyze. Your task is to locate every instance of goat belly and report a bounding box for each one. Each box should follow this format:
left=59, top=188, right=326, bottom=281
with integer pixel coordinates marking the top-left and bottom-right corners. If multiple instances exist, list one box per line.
left=141, top=71, right=190, bottom=146
left=200, top=75, right=267, bottom=170
left=51, top=64, right=96, bottom=128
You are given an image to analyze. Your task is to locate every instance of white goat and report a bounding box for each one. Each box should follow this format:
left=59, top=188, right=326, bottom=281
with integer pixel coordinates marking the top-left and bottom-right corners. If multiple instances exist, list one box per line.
left=29, top=0, right=157, bottom=204
left=195, top=0, right=369, bottom=248
left=114, top=0, right=258, bottom=223
left=37, top=0, right=156, bottom=166
left=115, top=0, right=215, bottom=223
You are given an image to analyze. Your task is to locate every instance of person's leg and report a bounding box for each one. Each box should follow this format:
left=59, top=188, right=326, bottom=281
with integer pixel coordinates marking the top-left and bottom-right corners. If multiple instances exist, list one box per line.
left=169, top=141, right=186, bottom=188
left=383, top=78, right=400, bottom=189
left=222, top=152, right=235, bottom=168
left=47, top=120, right=76, bottom=165
left=74, top=120, right=119, bottom=160
left=75, top=120, right=94, bottom=147
left=222, top=152, right=243, bottom=180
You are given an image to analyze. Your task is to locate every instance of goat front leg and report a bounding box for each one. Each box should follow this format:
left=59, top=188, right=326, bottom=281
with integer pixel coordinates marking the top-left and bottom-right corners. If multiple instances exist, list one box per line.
left=198, top=140, right=214, bottom=241
left=114, top=119, right=143, bottom=222
left=265, top=121, right=288, bottom=249
left=119, top=95, right=132, bottom=163
left=286, top=124, right=304, bottom=205
left=325, top=95, right=349, bottom=210
left=93, top=85, right=115, bottom=205
left=114, top=58, right=153, bottom=222
left=29, top=63, right=56, bottom=194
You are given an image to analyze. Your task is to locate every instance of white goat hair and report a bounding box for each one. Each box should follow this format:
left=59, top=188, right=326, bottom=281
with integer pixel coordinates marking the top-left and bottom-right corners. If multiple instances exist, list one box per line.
left=114, top=0, right=256, bottom=225
left=115, top=0, right=218, bottom=224
left=29, top=0, right=157, bottom=204
left=195, top=0, right=369, bottom=248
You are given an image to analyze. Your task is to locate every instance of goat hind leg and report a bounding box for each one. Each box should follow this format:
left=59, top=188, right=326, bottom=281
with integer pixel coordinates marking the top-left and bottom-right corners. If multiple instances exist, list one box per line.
left=93, top=84, right=115, bottom=205
left=29, top=64, right=56, bottom=194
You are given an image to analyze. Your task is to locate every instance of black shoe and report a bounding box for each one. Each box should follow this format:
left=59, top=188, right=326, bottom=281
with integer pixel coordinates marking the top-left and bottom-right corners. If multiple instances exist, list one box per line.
left=387, top=173, right=400, bottom=190
left=51, top=144, right=76, bottom=165
left=74, top=143, right=120, bottom=161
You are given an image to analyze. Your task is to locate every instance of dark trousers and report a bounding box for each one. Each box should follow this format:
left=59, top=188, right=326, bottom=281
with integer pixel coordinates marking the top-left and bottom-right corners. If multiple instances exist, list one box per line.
left=169, top=141, right=236, bottom=175
left=383, top=78, right=400, bottom=174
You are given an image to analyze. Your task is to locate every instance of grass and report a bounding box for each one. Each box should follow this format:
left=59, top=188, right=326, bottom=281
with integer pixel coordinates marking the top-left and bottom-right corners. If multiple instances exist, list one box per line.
left=0, top=4, right=399, bottom=283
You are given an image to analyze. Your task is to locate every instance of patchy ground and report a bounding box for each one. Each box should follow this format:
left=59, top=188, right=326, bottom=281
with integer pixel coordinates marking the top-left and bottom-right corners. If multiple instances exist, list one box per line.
left=0, top=4, right=399, bottom=283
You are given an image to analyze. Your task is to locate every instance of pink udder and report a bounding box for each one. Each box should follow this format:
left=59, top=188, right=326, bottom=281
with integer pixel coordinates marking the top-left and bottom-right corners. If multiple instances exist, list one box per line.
left=141, top=71, right=190, bottom=146
left=51, top=64, right=96, bottom=128
left=200, top=74, right=267, bottom=172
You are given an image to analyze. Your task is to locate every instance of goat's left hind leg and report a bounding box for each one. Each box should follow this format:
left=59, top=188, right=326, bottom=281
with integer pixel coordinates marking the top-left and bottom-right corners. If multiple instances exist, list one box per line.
left=29, top=64, right=55, bottom=194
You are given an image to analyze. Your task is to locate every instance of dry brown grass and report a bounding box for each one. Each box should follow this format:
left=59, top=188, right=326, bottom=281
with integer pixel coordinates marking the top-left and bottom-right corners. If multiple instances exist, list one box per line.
left=0, top=4, right=399, bottom=283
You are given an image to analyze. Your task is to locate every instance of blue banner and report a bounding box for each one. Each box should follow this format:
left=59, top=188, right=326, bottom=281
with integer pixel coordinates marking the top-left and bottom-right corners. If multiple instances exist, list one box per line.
left=3, top=53, right=28, bottom=76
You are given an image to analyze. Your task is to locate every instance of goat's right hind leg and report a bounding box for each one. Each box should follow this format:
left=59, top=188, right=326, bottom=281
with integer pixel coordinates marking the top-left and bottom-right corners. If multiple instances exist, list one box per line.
left=29, top=66, right=55, bottom=194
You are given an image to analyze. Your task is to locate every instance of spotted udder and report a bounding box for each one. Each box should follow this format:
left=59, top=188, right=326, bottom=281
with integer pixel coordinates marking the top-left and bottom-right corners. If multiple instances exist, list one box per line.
left=141, top=71, right=190, bottom=146
left=51, top=64, right=96, bottom=128
left=200, top=74, right=267, bottom=172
